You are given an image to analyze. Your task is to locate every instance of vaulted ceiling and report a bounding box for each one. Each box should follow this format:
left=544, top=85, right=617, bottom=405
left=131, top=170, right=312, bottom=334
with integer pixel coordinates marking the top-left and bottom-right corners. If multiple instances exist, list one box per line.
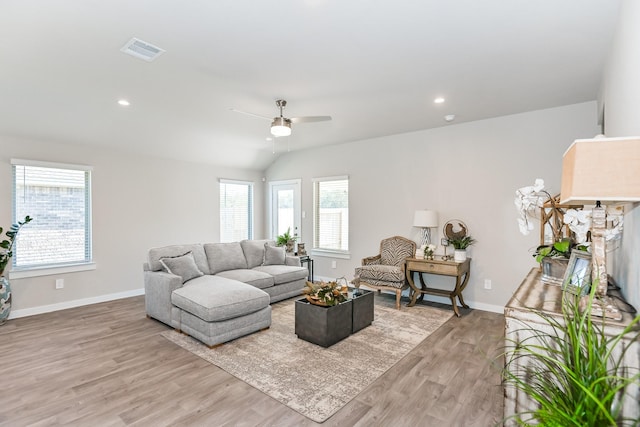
left=0, top=1, right=620, bottom=170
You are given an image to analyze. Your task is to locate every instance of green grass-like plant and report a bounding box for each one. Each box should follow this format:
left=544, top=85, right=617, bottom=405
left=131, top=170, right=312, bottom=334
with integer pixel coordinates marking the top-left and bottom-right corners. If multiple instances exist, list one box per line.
left=503, top=283, right=640, bottom=426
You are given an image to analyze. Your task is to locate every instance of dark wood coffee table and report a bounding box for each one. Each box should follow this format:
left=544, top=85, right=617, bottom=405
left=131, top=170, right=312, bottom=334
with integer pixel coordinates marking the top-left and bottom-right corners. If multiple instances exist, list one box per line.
left=295, top=288, right=374, bottom=347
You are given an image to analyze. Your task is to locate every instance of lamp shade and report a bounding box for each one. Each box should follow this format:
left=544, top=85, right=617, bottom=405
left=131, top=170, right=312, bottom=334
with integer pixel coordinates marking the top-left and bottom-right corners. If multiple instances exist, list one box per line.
left=560, top=136, right=640, bottom=205
left=413, top=210, right=439, bottom=228
left=271, top=117, right=292, bottom=137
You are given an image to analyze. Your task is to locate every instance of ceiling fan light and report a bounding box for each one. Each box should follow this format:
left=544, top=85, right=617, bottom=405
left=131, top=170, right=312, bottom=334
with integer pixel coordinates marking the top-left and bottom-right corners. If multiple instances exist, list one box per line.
left=271, top=117, right=292, bottom=137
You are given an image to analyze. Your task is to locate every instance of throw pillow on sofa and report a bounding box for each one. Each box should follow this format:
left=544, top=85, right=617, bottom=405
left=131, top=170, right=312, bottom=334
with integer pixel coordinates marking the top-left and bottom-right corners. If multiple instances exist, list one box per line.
left=263, top=243, right=285, bottom=265
left=159, top=251, right=204, bottom=283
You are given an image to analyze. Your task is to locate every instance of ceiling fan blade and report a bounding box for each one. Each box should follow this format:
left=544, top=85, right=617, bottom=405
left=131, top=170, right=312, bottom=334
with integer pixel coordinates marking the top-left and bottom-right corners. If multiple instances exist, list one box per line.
left=229, top=108, right=272, bottom=121
left=290, top=116, right=332, bottom=124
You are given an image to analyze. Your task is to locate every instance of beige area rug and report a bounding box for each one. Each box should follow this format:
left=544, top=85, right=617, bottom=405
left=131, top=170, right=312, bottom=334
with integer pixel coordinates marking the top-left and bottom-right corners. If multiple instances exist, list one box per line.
left=162, top=296, right=453, bottom=423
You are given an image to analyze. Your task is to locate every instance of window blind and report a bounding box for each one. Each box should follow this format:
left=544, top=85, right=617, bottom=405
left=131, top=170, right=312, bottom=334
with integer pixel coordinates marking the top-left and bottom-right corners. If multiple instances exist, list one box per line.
left=313, top=177, right=349, bottom=252
left=12, top=160, right=92, bottom=268
left=219, top=180, right=253, bottom=243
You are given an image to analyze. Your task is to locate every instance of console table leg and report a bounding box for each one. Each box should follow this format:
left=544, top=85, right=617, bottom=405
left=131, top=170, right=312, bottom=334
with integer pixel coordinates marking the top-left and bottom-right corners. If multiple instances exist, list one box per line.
left=457, top=272, right=471, bottom=309
left=450, top=295, right=461, bottom=317
left=405, top=270, right=420, bottom=307
left=417, top=272, right=428, bottom=303
left=458, top=292, right=470, bottom=309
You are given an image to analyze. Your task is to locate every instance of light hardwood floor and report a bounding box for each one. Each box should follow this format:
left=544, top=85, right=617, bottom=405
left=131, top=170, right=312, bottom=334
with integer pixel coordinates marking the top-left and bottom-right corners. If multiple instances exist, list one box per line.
left=1, top=294, right=505, bottom=426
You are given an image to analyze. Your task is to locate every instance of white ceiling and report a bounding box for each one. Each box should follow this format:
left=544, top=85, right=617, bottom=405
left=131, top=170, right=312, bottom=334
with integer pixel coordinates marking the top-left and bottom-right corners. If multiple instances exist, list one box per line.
left=0, top=1, right=621, bottom=171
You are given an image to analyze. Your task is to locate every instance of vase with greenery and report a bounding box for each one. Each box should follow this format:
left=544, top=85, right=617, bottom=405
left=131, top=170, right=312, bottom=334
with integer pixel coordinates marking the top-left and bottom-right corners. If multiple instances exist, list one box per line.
left=276, top=227, right=297, bottom=253
left=503, top=282, right=640, bottom=426
left=534, top=238, right=591, bottom=285
left=0, top=215, right=33, bottom=325
left=448, top=235, right=475, bottom=262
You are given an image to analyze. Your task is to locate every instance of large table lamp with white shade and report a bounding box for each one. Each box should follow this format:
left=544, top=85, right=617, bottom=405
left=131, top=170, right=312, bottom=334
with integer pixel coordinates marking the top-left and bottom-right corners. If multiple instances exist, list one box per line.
left=560, top=136, right=640, bottom=319
left=413, top=210, right=439, bottom=248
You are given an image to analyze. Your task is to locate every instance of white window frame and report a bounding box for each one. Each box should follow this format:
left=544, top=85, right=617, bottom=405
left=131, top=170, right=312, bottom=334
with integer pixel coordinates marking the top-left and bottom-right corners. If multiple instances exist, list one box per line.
left=219, top=178, right=254, bottom=243
left=268, top=179, right=302, bottom=241
left=9, top=159, right=95, bottom=279
left=312, top=175, right=350, bottom=259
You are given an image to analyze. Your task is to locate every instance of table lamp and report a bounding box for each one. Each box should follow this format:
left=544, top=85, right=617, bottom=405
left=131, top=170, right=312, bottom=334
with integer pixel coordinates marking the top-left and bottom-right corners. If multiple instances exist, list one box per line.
left=413, top=210, right=439, bottom=247
left=560, top=136, right=640, bottom=319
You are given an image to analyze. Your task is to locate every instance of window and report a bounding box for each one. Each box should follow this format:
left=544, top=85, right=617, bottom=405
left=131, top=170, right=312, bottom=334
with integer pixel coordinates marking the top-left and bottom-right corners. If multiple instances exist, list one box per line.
left=219, top=179, right=253, bottom=243
left=313, top=176, right=349, bottom=255
left=12, top=159, right=93, bottom=272
left=269, top=179, right=301, bottom=241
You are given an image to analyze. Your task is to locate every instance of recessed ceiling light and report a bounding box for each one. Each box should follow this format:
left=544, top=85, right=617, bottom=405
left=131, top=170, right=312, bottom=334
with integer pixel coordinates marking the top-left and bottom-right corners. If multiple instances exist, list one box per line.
left=118, top=99, right=130, bottom=107
left=266, top=137, right=273, bottom=142
left=434, top=97, right=445, bottom=104
left=444, top=114, right=456, bottom=122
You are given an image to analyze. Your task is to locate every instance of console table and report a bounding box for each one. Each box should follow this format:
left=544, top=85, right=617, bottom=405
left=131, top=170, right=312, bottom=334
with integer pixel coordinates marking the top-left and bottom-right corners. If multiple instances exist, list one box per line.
left=504, top=269, right=639, bottom=425
left=404, top=257, right=471, bottom=317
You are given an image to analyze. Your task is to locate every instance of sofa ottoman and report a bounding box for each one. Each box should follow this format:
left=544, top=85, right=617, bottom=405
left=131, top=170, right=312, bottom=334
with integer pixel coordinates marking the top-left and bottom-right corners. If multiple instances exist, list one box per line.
left=171, top=276, right=271, bottom=347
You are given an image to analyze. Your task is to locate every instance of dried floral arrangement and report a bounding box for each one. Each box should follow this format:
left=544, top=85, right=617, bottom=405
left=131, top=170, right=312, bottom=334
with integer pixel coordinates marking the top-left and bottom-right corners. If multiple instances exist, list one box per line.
left=303, top=281, right=348, bottom=306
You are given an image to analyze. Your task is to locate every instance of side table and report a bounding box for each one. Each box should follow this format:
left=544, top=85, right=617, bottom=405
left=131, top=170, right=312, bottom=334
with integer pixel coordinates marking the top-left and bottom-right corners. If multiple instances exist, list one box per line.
left=405, top=257, right=471, bottom=317
left=299, top=255, right=314, bottom=282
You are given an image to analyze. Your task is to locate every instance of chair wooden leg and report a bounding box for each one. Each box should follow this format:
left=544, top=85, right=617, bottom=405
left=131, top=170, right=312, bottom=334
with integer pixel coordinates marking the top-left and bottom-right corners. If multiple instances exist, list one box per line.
left=395, top=290, right=401, bottom=310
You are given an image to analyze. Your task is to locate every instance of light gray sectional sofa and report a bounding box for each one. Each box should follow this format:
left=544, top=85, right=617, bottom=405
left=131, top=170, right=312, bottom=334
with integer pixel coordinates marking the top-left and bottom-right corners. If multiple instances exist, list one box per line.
left=144, top=239, right=308, bottom=347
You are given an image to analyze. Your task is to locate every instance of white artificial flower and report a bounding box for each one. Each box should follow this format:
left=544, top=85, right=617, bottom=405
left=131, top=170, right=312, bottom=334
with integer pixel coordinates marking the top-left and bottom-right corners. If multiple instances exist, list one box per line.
left=604, top=213, right=624, bottom=241
left=517, top=185, right=535, bottom=197
left=514, top=197, right=523, bottom=210
left=517, top=218, right=533, bottom=235
left=563, top=209, right=592, bottom=243
left=563, top=209, right=591, bottom=227
left=571, top=222, right=591, bottom=243
left=533, top=178, right=544, bottom=192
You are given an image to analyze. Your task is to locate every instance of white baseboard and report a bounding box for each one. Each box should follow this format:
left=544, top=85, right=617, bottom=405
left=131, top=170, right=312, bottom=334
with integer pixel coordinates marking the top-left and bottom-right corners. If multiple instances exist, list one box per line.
left=420, top=294, right=504, bottom=314
left=8, top=288, right=145, bottom=319
left=318, top=275, right=504, bottom=314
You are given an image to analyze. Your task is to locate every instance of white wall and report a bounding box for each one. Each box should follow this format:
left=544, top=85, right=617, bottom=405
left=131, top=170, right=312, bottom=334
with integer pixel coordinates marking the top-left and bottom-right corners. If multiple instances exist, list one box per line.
left=0, top=135, right=264, bottom=315
left=602, top=0, right=640, bottom=310
left=265, top=102, right=600, bottom=311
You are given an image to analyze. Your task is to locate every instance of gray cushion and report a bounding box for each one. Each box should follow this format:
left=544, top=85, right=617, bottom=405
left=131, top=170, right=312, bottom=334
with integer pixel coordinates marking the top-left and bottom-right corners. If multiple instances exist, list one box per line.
left=241, top=239, right=275, bottom=268
left=263, top=243, right=285, bottom=266
left=253, top=265, right=308, bottom=285
left=148, top=244, right=210, bottom=274
left=204, top=242, right=248, bottom=274
left=159, top=251, right=204, bottom=284
left=171, top=276, right=269, bottom=322
left=215, top=269, right=274, bottom=289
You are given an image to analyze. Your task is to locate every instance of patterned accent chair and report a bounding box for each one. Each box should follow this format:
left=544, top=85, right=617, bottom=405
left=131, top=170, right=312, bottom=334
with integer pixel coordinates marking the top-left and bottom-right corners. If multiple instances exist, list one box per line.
left=353, top=236, right=416, bottom=309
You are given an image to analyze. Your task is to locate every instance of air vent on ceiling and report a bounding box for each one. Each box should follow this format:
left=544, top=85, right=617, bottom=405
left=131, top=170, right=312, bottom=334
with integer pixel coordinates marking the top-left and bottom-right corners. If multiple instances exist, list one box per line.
left=120, top=38, right=165, bottom=62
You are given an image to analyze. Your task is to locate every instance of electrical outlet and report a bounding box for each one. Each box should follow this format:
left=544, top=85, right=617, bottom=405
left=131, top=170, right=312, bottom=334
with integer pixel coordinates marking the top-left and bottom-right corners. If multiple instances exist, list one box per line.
left=484, top=279, right=492, bottom=290
left=331, top=260, right=337, bottom=269
left=55, top=279, right=64, bottom=289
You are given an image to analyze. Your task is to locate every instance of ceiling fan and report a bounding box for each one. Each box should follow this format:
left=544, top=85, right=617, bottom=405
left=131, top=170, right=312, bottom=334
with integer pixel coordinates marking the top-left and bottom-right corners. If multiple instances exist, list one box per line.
left=231, top=99, right=331, bottom=137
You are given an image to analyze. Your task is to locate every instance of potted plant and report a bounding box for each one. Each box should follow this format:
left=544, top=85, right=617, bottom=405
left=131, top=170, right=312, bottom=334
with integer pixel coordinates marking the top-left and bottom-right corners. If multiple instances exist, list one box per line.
left=276, top=227, right=297, bottom=253
left=503, top=281, right=640, bottom=426
left=447, top=235, right=475, bottom=262
left=535, top=238, right=590, bottom=285
left=515, top=179, right=624, bottom=285
left=0, top=215, right=33, bottom=325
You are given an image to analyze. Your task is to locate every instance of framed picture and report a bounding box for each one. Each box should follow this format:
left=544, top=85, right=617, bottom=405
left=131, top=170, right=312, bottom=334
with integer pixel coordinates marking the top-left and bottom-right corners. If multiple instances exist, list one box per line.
left=562, top=250, right=592, bottom=296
